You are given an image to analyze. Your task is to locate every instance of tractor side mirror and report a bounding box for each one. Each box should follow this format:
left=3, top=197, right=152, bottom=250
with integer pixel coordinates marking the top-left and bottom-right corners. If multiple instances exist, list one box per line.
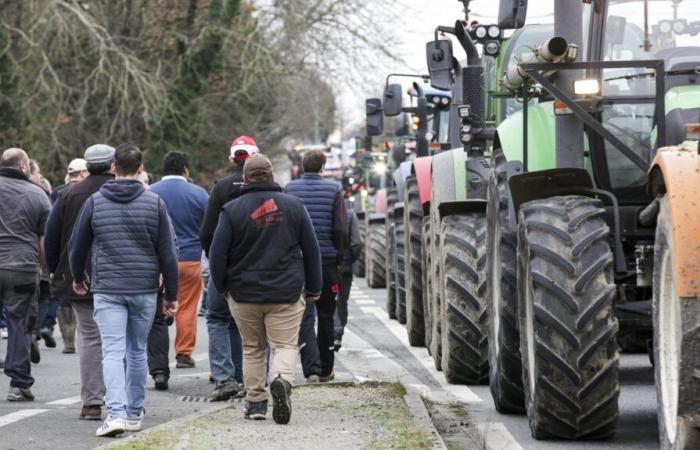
left=383, top=83, right=403, bottom=117
left=498, top=0, right=528, bottom=30
left=391, top=143, right=407, bottom=165
left=366, top=98, right=384, bottom=137
left=607, top=16, right=627, bottom=46
left=426, top=40, right=453, bottom=91
left=394, top=114, right=410, bottom=137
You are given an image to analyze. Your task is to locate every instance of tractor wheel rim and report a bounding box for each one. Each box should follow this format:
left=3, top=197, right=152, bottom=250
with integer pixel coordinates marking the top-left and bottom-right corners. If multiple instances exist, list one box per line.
left=491, top=223, right=502, bottom=357
left=524, top=256, right=536, bottom=395
left=659, top=247, right=681, bottom=444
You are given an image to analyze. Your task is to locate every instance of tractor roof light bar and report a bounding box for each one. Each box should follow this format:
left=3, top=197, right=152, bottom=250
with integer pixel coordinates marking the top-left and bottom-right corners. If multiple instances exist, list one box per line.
left=519, top=59, right=666, bottom=173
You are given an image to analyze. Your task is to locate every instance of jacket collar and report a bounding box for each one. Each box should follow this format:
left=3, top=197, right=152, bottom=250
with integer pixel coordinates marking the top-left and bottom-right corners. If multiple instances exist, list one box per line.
left=0, top=167, right=28, bottom=181
left=241, top=181, right=282, bottom=194
left=302, top=173, right=322, bottom=180
left=161, top=175, right=188, bottom=182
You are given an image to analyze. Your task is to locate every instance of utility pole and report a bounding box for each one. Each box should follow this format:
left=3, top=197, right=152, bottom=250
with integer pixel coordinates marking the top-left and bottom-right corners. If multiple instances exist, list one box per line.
left=554, top=0, right=584, bottom=169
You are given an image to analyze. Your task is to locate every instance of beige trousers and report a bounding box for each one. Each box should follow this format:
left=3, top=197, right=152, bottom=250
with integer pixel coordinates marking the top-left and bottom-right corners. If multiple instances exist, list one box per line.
left=227, top=296, right=305, bottom=402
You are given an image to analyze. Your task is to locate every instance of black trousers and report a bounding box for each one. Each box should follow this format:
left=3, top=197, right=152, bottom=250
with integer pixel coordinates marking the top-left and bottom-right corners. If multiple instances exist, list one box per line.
left=299, top=262, right=338, bottom=378
left=334, top=270, right=353, bottom=340
left=148, top=293, right=170, bottom=379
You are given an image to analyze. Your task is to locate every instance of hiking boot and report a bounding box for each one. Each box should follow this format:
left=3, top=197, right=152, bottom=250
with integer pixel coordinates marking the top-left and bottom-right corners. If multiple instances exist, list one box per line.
left=30, top=337, right=40, bottom=364
left=80, top=405, right=102, bottom=421
left=333, top=338, right=342, bottom=352
left=153, top=374, right=168, bottom=391
left=176, top=354, right=195, bottom=368
left=306, top=375, right=320, bottom=384
left=95, top=416, right=126, bottom=437
left=270, top=376, right=292, bottom=425
left=319, top=371, right=335, bottom=383
left=7, top=386, right=34, bottom=401
left=209, top=379, right=241, bottom=402
left=40, top=328, right=56, bottom=348
left=62, top=346, right=75, bottom=354
left=244, top=400, right=268, bottom=420
left=126, top=409, right=145, bottom=432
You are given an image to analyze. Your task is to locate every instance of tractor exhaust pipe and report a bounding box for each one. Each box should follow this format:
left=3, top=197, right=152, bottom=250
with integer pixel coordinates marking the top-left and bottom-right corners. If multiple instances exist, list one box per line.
left=502, top=37, right=569, bottom=90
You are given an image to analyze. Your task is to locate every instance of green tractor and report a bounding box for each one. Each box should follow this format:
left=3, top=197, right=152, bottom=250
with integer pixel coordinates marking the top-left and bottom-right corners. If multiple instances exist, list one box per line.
left=473, top=0, right=700, bottom=446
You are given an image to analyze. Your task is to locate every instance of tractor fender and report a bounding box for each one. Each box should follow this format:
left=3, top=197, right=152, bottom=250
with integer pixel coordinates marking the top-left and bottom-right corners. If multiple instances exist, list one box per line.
left=369, top=213, right=386, bottom=224
left=648, top=146, right=700, bottom=299
left=374, top=188, right=387, bottom=215
left=431, top=149, right=467, bottom=207
left=508, top=168, right=594, bottom=220
left=438, top=200, right=487, bottom=221
left=411, top=156, right=433, bottom=209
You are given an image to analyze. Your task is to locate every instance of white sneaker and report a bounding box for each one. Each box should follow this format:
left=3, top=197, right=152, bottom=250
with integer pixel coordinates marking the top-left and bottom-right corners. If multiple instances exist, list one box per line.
left=125, top=409, right=144, bottom=431
left=95, top=416, right=126, bottom=437
left=0, top=328, right=7, bottom=339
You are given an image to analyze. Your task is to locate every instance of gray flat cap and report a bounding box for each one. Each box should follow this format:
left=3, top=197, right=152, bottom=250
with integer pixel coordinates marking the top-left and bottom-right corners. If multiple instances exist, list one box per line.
left=84, top=144, right=115, bottom=164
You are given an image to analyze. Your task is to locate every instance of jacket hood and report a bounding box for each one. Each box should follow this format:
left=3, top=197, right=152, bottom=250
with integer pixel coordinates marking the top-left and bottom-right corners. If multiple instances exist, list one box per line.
left=99, top=179, right=146, bottom=203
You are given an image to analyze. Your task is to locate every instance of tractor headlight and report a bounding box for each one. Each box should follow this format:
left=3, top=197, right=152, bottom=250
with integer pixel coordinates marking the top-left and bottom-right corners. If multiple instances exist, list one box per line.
left=432, top=96, right=440, bottom=104
left=475, top=26, right=487, bottom=39
left=673, top=19, right=687, bottom=34
left=574, top=79, right=601, bottom=96
left=348, top=177, right=355, bottom=184
left=373, top=162, right=388, bottom=175
left=441, top=97, right=450, bottom=105
left=484, top=41, right=500, bottom=56
left=659, top=20, right=673, bottom=34
left=488, top=25, right=501, bottom=39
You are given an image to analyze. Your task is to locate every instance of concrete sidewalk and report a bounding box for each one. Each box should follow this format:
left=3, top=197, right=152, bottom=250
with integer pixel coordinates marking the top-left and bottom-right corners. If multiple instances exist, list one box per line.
left=101, top=382, right=433, bottom=450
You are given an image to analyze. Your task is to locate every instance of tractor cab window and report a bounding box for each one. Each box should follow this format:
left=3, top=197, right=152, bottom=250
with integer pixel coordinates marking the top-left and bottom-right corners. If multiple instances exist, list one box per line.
left=600, top=0, right=700, bottom=190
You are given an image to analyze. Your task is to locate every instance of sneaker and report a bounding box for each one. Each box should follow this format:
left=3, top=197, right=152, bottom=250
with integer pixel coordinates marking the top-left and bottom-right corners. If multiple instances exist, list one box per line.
left=7, top=386, right=34, bottom=401
left=40, top=328, right=56, bottom=348
left=176, top=354, right=195, bottom=368
left=333, top=338, right=342, bottom=352
left=319, top=371, right=335, bottom=383
left=80, top=405, right=102, bottom=421
left=154, top=374, right=169, bottom=391
left=96, top=416, right=126, bottom=437
left=126, top=409, right=145, bottom=432
left=0, top=327, right=7, bottom=339
left=30, top=337, right=40, bottom=364
left=208, top=379, right=241, bottom=402
left=306, top=375, right=320, bottom=384
left=270, top=376, right=292, bottom=425
left=244, top=400, right=268, bottom=420
left=62, top=346, right=76, bottom=354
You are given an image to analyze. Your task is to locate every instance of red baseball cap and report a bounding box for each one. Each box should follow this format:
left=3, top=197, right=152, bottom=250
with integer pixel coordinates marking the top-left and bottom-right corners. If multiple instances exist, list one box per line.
left=230, top=136, right=259, bottom=160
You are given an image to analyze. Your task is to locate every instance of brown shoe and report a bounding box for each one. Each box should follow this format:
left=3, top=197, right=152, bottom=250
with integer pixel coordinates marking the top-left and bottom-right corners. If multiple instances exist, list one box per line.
left=62, top=346, right=76, bottom=354
left=176, top=355, right=195, bottom=368
left=80, top=405, right=102, bottom=421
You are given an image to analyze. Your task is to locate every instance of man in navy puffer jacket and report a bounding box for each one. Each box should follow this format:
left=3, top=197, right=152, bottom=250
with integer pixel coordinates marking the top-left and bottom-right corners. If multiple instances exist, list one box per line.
left=69, top=144, right=179, bottom=437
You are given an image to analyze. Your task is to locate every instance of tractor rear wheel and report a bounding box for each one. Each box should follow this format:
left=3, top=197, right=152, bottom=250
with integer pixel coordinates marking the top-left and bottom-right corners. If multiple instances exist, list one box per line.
left=440, top=213, right=489, bottom=384
left=422, top=217, right=433, bottom=350
left=366, top=221, right=386, bottom=288
left=404, top=177, right=425, bottom=345
left=395, top=208, right=407, bottom=323
left=653, top=195, right=700, bottom=450
left=486, top=149, right=525, bottom=413
left=518, top=196, right=619, bottom=439
left=431, top=213, right=443, bottom=369
left=353, top=217, right=366, bottom=277
left=387, top=218, right=397, bottom=319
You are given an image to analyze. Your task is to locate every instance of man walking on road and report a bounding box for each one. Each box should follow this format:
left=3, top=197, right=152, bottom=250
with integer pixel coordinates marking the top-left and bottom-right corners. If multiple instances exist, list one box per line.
left=69, top=144, right=179, bottom=437
left=210, top=154, right=322, bottom=424
left=199, top=136, right=259, bottom=401
left=0, top=148, right=51, bottom=401
left=334, top=206, right=363, bottom=350
left=151, top=151, right=209, bottom=370
left=45, top=145, right=115, bottom=419
left=286, top=150, right=347, bottom=383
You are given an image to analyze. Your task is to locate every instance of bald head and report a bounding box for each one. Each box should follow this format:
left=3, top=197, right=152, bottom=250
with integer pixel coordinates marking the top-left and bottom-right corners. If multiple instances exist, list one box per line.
left=0, top=148, right=29, bottom=169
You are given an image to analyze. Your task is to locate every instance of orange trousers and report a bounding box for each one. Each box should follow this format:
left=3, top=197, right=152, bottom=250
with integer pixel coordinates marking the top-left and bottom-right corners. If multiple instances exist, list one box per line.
left=174, top=261, right=202, bottom=356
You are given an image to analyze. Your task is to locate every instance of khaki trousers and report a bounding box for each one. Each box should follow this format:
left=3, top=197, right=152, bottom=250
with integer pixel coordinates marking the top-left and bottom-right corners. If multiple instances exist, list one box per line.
left=227, top=296, right=305, bottom=402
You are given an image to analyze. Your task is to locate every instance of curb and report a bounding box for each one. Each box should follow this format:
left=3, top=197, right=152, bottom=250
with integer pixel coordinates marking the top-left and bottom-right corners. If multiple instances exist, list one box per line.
left=403, top=384, right=448, bottom=450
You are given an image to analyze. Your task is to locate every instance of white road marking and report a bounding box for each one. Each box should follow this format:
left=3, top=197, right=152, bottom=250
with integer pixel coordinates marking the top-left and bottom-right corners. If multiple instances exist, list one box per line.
left=46, top=395, right=82, bottom=406
left=0, top=409, right=49, bottom=428
left=355, top=299, right=376, bottom=305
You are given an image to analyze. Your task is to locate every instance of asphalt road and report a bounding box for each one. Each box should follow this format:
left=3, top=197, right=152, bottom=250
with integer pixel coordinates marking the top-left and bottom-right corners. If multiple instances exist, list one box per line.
left=0, top=279, right=658, bottom=450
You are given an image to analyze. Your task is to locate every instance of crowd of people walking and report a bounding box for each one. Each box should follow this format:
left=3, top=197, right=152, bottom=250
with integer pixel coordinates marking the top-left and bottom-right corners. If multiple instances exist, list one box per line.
left=0, top=138, right=363, bottom=436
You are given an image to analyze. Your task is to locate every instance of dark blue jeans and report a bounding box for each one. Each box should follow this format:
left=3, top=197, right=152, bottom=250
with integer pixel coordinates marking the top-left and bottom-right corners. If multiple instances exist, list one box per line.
left=206, top=278, right=242, bottom=384
left=34, top=280, right=58, bottom=336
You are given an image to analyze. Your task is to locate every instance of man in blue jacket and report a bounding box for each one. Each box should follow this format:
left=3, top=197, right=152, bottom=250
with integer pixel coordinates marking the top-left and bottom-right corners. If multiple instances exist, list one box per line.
left=210, top=154, right=321, bottom=425
left=69, top=144, right=179, bottom=437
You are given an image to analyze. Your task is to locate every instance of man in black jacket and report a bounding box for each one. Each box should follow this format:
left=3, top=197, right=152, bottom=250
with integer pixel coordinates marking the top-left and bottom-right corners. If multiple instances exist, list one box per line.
left=210, top=154, right=322, bottom=425
left=44, top=144, right=115, bottom=420
left=199, top=136, right=258, bottom=401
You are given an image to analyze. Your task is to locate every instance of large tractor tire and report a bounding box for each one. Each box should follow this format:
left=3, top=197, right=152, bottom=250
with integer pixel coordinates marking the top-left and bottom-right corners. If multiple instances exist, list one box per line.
left=353, top=216, right=366, bottom=277
left=430, top=213, right=443, bottom=369
left=394, top=207, right=407, bottom=323
left=518, top=196, right=619, bottom=440
left=440, top=213, right=489, bottom=384
left=486, top=149, right=525, bottom=413
left=422, top=218, right=433, bottom=350
left=386, top=190, right=399, bottom=319
left=366, top=221, right=386, bottom=288
left=404, top=177, right=425, bottom=345
left=653, top=195, right=700, bottom=450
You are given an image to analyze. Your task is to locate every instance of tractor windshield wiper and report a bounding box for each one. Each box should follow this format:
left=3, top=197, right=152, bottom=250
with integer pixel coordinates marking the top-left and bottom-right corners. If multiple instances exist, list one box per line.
left=604, top=67, right=700, bottom=83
